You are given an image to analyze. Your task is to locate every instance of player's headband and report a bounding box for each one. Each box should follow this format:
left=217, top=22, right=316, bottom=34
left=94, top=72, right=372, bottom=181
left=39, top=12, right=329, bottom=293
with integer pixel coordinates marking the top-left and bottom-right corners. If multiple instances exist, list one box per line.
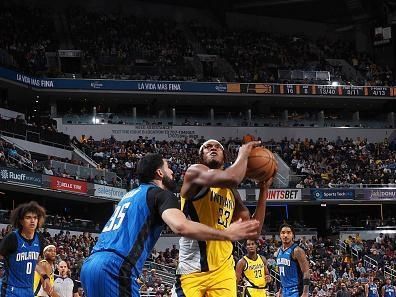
left=199, top=139, right=224, bottom=154
left=43, top=245, right=56, bottom=253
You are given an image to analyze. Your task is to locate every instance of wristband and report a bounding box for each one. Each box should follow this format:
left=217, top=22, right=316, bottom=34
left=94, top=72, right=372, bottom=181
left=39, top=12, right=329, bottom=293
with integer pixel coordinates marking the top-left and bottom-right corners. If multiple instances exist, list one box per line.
left=42, top=274, right=49, bottom=280
left=303, top=278, right=310, bottom=286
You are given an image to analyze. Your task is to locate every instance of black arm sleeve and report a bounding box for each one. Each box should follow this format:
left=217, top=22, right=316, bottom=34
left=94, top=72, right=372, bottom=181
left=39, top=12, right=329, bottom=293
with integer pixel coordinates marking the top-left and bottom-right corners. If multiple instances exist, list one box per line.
left=38, top=233, right=46, bottom=255
left=0, top=232, right=17, bottom=257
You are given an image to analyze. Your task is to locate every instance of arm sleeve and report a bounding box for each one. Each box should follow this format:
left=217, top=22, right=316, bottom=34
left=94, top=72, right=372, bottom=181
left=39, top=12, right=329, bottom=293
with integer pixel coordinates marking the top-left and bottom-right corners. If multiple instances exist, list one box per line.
left=38, top=233, right=46, bottom=255
left=0, top=232, right=17, bottom=257
left=156, top=190, right=180, bottom=216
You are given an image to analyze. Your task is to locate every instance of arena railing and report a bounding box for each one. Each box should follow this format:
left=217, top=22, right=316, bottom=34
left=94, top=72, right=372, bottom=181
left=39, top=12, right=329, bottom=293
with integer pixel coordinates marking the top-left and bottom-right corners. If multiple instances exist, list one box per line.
left=363, top=254, right=378, bottom=270
left=143, top=261, right=176, bottom=286
left=384, top=266, right=396, bottom=280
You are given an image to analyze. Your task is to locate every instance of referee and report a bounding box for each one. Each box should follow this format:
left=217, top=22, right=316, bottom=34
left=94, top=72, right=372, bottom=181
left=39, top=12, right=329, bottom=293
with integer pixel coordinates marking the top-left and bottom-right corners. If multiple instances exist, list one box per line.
left=53, top=261, right=78, bottom=297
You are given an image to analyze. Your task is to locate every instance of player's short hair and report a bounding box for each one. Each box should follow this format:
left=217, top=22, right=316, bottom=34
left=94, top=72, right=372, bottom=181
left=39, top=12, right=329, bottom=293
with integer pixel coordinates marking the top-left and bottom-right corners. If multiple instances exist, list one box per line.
left=136, top=153, right=164, bottom=183
left=10, top=201, right=46, bottom=230
left=279, top=223, right=295, bottom=236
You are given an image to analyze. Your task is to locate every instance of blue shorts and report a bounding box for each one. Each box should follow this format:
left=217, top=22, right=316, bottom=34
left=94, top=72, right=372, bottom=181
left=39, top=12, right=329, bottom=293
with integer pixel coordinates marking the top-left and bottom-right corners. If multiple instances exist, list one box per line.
left=282, top=286, right=301, bottom=297
left=80, top=251, right=139, bottom=297
left=1, top=285, right=33, bottom=297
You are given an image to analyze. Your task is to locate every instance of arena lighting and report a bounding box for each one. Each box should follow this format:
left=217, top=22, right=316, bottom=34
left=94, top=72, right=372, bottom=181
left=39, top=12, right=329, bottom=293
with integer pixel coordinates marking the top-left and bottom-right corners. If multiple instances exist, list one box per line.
left=320, top=203, right=326, bottom=207
left=92, top=117, right=100, bottom=124
left=331, top=81, right=339, bottom=86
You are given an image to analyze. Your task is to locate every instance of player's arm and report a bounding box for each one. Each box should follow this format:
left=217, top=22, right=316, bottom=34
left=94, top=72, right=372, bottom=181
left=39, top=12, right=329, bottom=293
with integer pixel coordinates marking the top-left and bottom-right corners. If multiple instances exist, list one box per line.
left=0, top=232, right=17, bottom=258
left=251, top=178, right=273, bottom=235
left=181, top=141, right=260, bottom=197
left=261, top=255, right=272, bottom=283
left=381, top=286, right=385, bottom=297
left=293, top=247, right=310, bottom=297
left=157, top=189, right=259, bottom=241
left=235, top=257, right=247, bottom=285
left=365, top=284, right=369, bottom=297
left=162, top=209, right=258, bottom=241
left=232, top=189, right=250, bottom=222
left=35, top=262, right=60, bottom=297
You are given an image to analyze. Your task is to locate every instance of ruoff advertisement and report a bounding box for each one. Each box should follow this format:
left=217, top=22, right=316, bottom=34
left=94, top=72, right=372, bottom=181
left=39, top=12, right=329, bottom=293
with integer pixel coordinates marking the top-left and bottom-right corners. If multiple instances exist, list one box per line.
left=0, top=167, right=42, bottom=187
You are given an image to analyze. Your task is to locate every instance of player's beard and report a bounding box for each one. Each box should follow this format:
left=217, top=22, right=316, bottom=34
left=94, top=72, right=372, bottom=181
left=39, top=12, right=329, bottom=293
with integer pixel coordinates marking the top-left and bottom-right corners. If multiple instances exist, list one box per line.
left=163, top=174, right=177, bottom=192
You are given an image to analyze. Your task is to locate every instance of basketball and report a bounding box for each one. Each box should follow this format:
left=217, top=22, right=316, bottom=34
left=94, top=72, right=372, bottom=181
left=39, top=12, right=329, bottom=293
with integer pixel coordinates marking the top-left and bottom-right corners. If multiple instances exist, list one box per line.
left=246, top=147, right=277, bottom=182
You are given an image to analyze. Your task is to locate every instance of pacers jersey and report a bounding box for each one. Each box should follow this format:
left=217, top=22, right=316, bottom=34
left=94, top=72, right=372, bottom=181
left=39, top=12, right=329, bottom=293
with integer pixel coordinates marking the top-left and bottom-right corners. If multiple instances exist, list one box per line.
left=384, top=285, right=396, bottom=297
left=242, top=255, right=267, bottom=289
left=33, top=260, right=54, bottom=296
left=177, top=187, right=235, bottom=274
left=368, top=283, right=379, bottom=297
left=4, top=231, right=41, bottom=289
left=276, top=244, right=302, bottom=290
left=91, top=184, right=165, bottom=277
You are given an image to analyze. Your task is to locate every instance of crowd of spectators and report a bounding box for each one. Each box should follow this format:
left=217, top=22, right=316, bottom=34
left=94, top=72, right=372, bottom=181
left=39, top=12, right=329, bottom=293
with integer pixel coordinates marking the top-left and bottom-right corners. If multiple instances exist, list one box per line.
left=256, top=234, right=396, bottom=297
left=0, top=2, right=58, bottom=74
left=66, top=7, right=195, bottom=81
left=5, top=131, right=396, bottom=190
left=0, top=3, right=394, bottom=86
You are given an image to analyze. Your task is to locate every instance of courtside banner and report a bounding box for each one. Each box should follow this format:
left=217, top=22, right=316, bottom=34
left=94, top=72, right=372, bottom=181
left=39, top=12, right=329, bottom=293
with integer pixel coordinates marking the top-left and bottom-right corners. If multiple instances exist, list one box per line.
left=93, top=184, right=126, bottom=200
left=50, top=176, right=87, bottom=194
left=311, top=189, right=355, bottom=200
left=255, top=189, right=302, bottom=201
left=362, top=189, right=396, bottom=200
left=0, top=167, right=42, bottom=186
left=0, top=67, right=395, bottom=97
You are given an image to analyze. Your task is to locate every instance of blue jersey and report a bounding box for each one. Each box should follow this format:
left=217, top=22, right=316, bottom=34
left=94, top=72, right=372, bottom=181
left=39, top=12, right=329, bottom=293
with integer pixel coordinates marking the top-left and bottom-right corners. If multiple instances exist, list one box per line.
left=81, top=183, right=179, bottom=297
left=276, top=244, right=302, bottom=290
left=384, top=285, right=396, bottom=297
left=92, top=184, right=165, bottom=275
left=368, top=283, right=379, bottom=297
left=0, top=230, right=41, bottom=297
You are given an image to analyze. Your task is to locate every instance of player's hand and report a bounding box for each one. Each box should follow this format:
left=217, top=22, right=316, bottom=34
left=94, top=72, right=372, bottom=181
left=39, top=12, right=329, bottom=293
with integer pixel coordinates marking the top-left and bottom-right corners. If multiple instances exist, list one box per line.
left=43, top=278, right=53, bottom=295
left=225, top=218, right=259, bottom=241
left=258, top=177, right=273, bottom=191
left=237, top=141, right=261, bottom=159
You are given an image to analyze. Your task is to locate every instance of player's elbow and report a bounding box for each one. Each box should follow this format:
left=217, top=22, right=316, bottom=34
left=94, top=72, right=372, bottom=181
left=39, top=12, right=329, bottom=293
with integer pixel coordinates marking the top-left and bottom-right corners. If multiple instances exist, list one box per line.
left=169, top=221, right=188, bottom=236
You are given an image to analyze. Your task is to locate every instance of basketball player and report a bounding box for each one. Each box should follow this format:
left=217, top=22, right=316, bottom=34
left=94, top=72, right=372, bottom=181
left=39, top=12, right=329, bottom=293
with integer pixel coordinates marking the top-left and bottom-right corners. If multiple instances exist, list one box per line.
left=0, top=201, right=50, bottom=297
left=236, top=239, right=271, bottom=297
left=33, top=245, right=59, bottom=297
left=173, top=139, right=273, bottom=297
left=275, top=224, right=310, bottom=297
left=382, top=277, right=395, bottom=297
left=366, top=276, right=379, bottom=297
left=53, top=261, right=78, bottom=297
left=80, top=153, right=259, bottom=297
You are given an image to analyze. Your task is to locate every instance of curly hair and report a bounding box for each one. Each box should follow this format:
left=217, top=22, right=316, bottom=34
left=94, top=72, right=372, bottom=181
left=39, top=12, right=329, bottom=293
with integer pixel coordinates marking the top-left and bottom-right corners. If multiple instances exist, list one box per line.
left=10, top=201, right=46, bottom=230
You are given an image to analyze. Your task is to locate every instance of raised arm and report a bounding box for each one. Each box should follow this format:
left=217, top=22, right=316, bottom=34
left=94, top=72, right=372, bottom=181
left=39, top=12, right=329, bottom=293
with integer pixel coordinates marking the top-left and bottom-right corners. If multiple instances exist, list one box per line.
left=181, top=141, right=260, bottom=198
left=251, top=178, right=273, bottom=235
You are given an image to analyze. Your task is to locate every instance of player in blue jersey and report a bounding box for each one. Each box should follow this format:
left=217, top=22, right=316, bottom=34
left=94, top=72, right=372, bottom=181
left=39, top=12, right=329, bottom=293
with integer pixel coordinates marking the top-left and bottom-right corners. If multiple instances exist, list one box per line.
left=80, top=153, right=260, bottom=297
left=0, top=201, right=50, bottom=297
left=382, top=277, right=395, bottom=297
left=366, top=276, right=379, bottom=297
left=275, top=224, right=310, bottom=297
